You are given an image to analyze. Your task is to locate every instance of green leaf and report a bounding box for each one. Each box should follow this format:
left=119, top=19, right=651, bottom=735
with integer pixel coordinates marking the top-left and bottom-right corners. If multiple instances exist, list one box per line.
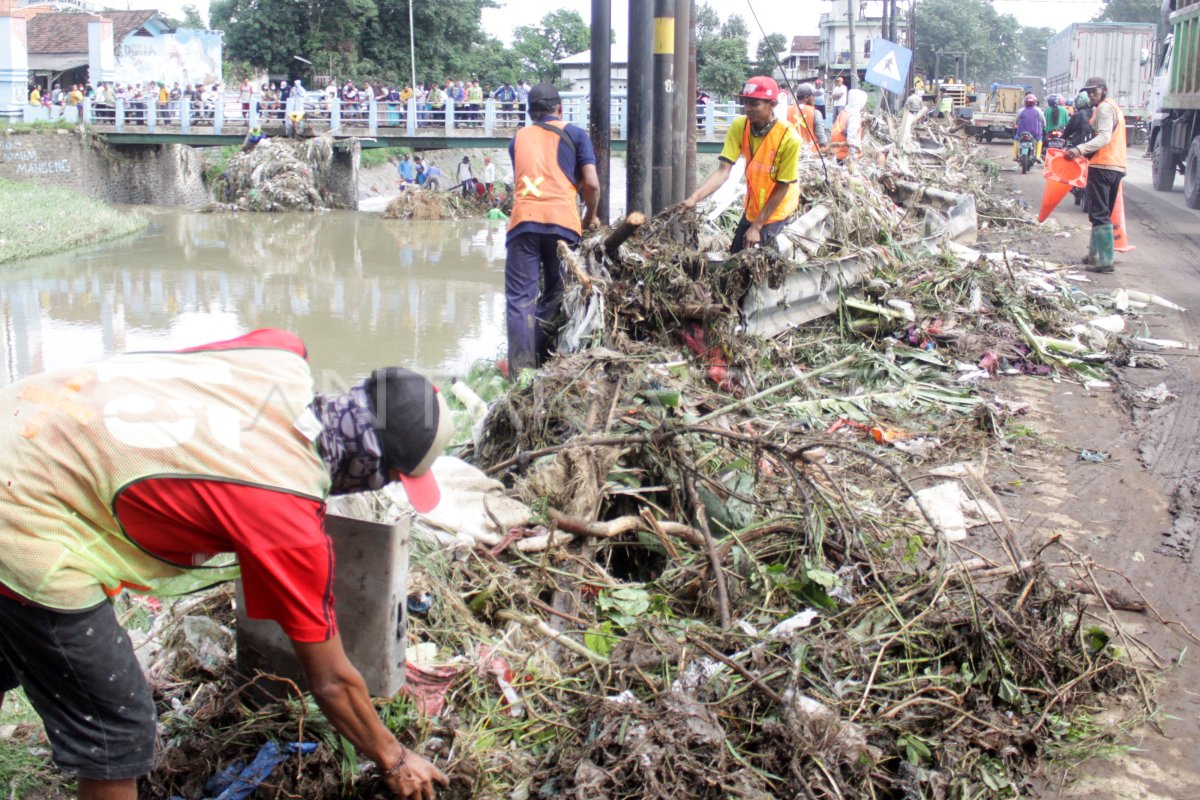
left=805, top=568, right=837, bottom=588
left=584, top=622, right=617, bottom=657
left=1084, top=626, right=1111, bottom=655
left=997, top=678, right=1022, bottom=705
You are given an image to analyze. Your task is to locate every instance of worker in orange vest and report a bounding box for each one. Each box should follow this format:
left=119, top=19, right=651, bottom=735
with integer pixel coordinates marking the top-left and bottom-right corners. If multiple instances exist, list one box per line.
left=786, top=84, right=827, bottom=153
left=681, top=75, right=802, bottom=252
left=1065, top=76, right=1126, bottom=272
left=829, top=88, right=868, bottom=166
left=505, top=83, right=602, bottom=374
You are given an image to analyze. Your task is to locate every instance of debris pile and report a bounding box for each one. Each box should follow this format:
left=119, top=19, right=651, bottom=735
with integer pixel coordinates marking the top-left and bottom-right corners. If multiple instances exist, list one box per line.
left=8, top=110, right=1178, bottom=800
left=382, top=188, right=478, bottom=221
left=207, top=136, right=339, bottom=212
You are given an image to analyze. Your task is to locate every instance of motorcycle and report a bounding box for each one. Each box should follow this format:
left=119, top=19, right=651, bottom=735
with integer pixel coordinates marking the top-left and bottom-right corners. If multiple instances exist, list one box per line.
left=1017, top=132, right=1035, bottom=175
left=1045, top=129, right=1066, bottom=152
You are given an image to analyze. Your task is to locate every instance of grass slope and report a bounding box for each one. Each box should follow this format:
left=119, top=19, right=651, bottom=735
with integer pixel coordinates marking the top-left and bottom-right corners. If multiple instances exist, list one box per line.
left=0, top=178, right=147, bottom=264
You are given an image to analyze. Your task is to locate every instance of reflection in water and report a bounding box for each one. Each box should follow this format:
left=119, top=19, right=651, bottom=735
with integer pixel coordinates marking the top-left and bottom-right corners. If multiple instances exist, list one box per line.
left=0, top=211, right=509, bottom=388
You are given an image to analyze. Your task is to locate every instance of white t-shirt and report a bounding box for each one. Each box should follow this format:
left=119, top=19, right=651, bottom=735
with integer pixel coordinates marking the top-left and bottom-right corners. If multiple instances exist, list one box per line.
left=832, top=85, right=847, bottom=107
left=483, top=162, right=496, bottom=183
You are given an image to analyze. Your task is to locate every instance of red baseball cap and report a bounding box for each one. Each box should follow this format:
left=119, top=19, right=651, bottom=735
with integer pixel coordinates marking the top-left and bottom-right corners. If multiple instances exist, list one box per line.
left=739, top=76, right=780, bottom=101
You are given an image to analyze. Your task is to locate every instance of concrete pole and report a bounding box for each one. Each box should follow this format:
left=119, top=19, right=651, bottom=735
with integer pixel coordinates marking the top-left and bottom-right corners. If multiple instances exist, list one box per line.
left=686, top=0, right=697, bottom=195
left=672, top=0, right=689, bottom=205
left=408, top=0, right=417, bottom=93
left=651, top=0, right=675, bottom=214
left=0, top=5, right=29, bottom=122
left=590, top=0, right=612, bottom=224
left=626, top=0, right=653, bottom=215
left=847, top=0, right=857, bottom=88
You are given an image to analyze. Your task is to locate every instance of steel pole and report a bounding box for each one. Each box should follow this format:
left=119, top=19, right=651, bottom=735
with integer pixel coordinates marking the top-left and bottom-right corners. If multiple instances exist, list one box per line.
left=626, top=0, right=653, bottom=215
left=686, top=0, right=697, bottom=195
left=847, top=0, right=857, bottom=88
left=408, top=0, right=417, bottom=92
left=651, top=0, right=675, bottom=213
left=590, top=0, right=611, bottom=224
left=671, top=0, right=689, bottom=204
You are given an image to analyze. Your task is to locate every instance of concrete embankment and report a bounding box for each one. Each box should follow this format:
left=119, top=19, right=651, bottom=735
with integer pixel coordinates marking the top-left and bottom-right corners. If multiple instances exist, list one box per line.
left=0, top=177, right=148, bottom=264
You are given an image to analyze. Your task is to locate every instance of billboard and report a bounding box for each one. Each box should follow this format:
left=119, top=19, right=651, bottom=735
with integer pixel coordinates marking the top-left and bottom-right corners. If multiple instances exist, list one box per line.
left=113, top=28, right=222, bottom=88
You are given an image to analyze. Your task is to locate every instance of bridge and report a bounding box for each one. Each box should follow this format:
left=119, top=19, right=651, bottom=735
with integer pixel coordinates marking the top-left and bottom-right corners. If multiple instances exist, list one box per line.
left=22, top=92, right=737, bottom=153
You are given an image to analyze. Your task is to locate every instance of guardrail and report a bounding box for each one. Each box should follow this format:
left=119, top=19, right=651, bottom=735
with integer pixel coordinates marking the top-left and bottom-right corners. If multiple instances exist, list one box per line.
left=22, top=91, right=742, bottom=142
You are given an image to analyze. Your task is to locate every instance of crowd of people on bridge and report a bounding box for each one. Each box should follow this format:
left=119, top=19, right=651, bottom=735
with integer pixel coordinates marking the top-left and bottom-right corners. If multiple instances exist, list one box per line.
left=29, top=76, right=546, bottom=128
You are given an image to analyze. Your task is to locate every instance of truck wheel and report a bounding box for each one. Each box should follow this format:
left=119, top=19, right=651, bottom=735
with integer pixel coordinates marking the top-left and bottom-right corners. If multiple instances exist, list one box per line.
left=1152, top=146, right=1176, bottom=192
left=1186, top=138, right=1200, bottom=210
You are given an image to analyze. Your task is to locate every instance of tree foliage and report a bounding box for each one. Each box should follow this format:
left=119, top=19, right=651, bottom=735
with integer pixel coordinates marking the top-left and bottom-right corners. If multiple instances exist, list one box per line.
left=696, top=3, right=751, bottom=96
left=1014, top=26, right=1055, bottom=76
left=756, top=32, right=788, bottom=74
left=209, top=0, right=500, bottom=84
left=512, top=9, right=591, bottom=84
left=913, top=0, right=1020, bottom=85
left=1094, top=0, right=1165, bottom=36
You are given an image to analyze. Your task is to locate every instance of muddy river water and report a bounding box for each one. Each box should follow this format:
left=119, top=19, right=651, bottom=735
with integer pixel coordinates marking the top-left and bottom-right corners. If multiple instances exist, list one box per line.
left=0, top=209, right=509, bottom=389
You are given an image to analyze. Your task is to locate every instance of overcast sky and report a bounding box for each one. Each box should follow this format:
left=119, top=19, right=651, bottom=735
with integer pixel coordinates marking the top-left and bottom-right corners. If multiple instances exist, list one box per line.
left=479, top=0, right=1109, bottom=48
left=137, top=0, right=1107, bottom=50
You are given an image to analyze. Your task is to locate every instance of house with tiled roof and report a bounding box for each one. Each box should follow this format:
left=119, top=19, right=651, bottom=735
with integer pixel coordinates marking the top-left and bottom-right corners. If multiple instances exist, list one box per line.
left=776, top=35, right=821, bottom=84
left=20, top=8, right=221, bottom=91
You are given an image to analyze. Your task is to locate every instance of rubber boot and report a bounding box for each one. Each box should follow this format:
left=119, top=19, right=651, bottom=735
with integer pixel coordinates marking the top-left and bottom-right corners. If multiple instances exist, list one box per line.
left=1085, top=224, right=1115, bottom=272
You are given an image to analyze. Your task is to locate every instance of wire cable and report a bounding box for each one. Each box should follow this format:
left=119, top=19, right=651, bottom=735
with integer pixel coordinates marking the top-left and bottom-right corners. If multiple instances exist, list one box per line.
left=744, top=0, right=832, bottom=183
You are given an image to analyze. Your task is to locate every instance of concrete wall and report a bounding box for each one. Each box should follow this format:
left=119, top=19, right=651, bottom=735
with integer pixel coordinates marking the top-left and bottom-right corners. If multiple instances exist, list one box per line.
left=0, top=129, right=210, bottom=206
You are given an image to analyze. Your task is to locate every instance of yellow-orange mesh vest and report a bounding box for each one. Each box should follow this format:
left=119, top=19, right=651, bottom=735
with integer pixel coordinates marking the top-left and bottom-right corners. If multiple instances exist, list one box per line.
left=740, top=119, right=801, bottom=224
left=508, top=122, right=582, bottom=235
left=830, top=110, right=850, bottom=160
left=0, top=347, right=329, bottom=610
left=788, top=104, right=819, bottom=151
left=1088, top=99, right=1127, bottom=169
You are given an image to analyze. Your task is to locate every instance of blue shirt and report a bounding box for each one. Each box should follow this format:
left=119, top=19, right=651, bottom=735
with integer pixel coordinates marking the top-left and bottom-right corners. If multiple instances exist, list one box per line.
left=398, top=160, right=414, bottom=181
left=507, top=116, right=597, bottom=244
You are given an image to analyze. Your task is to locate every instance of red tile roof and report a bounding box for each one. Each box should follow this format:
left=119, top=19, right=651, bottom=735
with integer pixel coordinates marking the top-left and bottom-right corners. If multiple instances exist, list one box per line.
left=27, top=11, right=163, bottom=55
left=790, top=35, right=821, bottom=53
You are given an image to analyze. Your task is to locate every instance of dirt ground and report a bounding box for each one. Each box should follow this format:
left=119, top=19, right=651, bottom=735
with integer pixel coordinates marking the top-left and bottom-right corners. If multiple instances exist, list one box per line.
left=995, top=142, right=1200, bottom=798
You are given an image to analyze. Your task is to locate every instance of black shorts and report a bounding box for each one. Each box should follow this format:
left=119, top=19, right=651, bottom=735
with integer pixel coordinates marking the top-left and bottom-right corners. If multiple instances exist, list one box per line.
left=0, top=595, right=156, bottom=780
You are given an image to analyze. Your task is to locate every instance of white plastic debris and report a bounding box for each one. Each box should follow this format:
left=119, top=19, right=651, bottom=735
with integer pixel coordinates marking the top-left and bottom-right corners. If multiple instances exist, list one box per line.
left=904, top=482, right=1003, bottom=542
left=768, top=609, right=821, bottom=638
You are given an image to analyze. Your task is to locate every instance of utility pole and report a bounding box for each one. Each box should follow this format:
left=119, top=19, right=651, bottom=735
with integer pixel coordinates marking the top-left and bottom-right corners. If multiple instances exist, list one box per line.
left=847, top=0, right=857, bottom=88
left=651, top=0, right=674, bottom=213
left=627, top=0, right=653, bottom=215
left=590, top=0, right=611, bottom=224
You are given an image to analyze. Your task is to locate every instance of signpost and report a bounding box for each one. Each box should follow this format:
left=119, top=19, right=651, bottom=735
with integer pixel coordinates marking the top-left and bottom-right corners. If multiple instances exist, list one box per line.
left=865, top=38, right=912, bottom=95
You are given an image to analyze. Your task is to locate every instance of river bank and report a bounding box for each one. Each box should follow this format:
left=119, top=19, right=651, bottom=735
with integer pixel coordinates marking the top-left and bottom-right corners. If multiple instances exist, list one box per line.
left=0, top=178, right=148, bottom=265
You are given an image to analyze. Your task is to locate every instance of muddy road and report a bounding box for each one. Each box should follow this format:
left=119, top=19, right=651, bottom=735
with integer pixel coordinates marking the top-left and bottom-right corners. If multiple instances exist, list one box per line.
left=998, top=142, right=1200, bottom=797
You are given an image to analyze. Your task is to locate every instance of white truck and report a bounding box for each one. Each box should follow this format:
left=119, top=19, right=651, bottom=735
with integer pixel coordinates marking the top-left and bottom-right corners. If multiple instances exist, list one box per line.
left=1045, top=22, right=1157, bottom=143
left=1149, top=0, right=1200, bottom=208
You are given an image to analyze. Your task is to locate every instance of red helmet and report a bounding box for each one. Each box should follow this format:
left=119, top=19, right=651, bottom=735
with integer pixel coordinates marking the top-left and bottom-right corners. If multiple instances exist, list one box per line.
left=739, top=76, right=780, bottom=101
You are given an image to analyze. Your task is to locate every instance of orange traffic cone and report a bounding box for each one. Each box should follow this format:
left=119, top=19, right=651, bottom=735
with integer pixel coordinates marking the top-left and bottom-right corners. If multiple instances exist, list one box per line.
left=1037, top=180, right=1072, bottom=223
left=1111, top=185, right=1135, bottom=252
left=1038, top=150, right=1089, bottom=223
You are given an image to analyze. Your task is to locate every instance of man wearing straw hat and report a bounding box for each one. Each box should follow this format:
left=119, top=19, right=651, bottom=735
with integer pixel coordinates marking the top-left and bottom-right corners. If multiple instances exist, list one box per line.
left=1065, top=76, right=1126, bottom=272
left=0, top=329, right=452, bottom=800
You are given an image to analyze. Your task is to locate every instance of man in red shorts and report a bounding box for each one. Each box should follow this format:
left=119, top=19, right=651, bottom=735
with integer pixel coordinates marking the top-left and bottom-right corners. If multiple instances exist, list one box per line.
left=0, top=328, right=451, bottom=800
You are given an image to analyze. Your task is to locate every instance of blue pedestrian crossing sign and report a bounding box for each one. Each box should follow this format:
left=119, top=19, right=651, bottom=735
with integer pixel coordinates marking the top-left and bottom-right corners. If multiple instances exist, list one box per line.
left=865, top=38, right=912, bottom=94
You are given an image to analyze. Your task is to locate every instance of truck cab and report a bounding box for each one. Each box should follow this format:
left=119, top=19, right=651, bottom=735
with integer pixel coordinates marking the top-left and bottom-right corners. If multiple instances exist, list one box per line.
left=1148, top=0, right=1200, bottom=208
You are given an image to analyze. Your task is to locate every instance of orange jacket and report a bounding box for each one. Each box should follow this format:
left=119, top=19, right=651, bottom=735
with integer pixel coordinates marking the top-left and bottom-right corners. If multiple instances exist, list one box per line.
left=830, top=110, right=850, bottom=160
left=508, top=121, right=582, bottom=235
left=788, top=104, right=819, bottom=151
left=741, top=120, right=800, bottom=224
left=1088, top=99, right=1126, bottom=170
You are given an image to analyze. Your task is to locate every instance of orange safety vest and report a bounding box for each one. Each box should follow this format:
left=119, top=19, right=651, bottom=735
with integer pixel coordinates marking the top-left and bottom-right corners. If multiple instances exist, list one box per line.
left=830, top=110, right=850, bottom=160
left=508, top=121, right=582, bottom=235
left=788, top=104, right=819, bottom=151
left=1088, top=99, right=1126, bottom=170
left=740, top=118, right=800, bottom=224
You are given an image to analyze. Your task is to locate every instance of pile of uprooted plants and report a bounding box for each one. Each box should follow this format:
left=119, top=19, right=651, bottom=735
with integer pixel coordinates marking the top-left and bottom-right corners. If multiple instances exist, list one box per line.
left=205, top=134, right=343, bottom=212
left=5, top=112, right=1182, bottom=800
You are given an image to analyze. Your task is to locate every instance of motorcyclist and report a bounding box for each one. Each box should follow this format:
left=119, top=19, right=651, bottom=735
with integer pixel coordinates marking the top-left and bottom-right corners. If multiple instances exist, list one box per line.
left=1062, top=91, right=1094, bottom=148
left=1045, top=94, right=1069, bottom=135
left=1013, top=93, right=1044, bottom=163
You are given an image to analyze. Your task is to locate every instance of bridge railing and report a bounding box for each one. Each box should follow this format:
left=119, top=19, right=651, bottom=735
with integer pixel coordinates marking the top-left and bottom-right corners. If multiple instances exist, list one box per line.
left=23, top=91, right=742, bottom=142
